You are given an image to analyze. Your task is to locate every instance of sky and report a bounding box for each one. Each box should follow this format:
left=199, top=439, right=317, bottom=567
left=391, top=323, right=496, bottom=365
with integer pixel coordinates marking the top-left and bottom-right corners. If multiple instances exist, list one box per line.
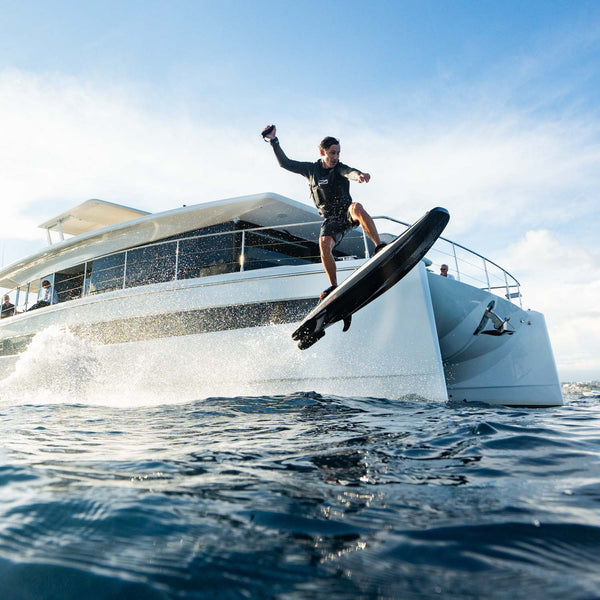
left=0, top=0, right=599, bottom=381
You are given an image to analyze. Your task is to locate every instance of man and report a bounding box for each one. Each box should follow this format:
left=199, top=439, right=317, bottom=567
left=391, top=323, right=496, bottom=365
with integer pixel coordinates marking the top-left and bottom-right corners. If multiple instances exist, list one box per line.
left=1, top=294, right=15, bottom=318
left=28, top=279, right=59, bottom=310
left=440, top=264, right=455, bottom=280
left=262, top=124, right=384, bottom=299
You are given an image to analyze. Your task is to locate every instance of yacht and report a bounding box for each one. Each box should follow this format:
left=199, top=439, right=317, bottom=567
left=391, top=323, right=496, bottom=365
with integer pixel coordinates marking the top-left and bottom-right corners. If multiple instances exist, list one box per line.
left=0, top=193, right=563, bottom=406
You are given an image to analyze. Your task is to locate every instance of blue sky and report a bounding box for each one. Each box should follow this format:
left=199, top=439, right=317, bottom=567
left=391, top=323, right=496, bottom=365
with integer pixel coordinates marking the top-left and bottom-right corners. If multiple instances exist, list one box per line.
left=1, top=0, right=599, bottom=380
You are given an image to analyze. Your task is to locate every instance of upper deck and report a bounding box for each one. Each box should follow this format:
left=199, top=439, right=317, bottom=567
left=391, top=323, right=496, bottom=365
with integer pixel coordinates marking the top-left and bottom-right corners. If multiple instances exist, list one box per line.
left=0, top=194, right=521, bottom=314
left=0, top=193, right=329, bottom=289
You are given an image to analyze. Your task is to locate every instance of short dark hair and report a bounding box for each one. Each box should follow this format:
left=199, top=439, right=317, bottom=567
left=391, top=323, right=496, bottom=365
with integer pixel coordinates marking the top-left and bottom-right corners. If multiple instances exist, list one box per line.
left=320, top=136, right=340, bottom=150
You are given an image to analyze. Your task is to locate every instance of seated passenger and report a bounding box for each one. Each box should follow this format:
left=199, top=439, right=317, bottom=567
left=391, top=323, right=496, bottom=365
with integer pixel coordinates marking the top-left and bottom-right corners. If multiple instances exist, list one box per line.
left=28, top=279, right=59, bottom=311
left=440, top=264, right=455, bottom=280
left=1, top=295, right=15, bottom=318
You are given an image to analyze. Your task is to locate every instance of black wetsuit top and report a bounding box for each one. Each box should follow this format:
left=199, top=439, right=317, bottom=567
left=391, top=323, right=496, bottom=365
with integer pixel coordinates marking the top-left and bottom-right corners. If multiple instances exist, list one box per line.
left=270, top=137, right=363, bottom=219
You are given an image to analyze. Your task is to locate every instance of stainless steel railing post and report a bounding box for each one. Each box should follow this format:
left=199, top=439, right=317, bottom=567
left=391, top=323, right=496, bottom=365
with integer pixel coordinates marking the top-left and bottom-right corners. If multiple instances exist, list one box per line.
left=452, top=243, right=460, bottom=281
left=240, top=230, right=246, bottom=272
left=362, top=229, right=370, bottom=259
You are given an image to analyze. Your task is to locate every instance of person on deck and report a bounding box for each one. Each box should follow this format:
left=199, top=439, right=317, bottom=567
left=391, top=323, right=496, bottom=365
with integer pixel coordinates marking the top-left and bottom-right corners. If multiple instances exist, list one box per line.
left=262, top=124, right=385, bottom=300
left=440, top=264, right=455, bottom=280
left=28, top=279, right=59, bottom=311
left=1, top=295, right=15, bottom=318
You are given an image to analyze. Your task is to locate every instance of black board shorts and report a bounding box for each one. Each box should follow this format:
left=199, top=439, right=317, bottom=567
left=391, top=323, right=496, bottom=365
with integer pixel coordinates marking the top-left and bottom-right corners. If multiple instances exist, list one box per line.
left=320, top=210, right=358, bottom=246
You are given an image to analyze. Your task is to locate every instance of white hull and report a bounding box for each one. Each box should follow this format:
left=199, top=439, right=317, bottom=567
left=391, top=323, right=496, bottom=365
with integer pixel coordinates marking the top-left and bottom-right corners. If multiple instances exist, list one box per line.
left=1, top=260, right=562, bottom=406
left=428, top=273, right=563, bottom=406
left=0, top=262, right=449, bottom=402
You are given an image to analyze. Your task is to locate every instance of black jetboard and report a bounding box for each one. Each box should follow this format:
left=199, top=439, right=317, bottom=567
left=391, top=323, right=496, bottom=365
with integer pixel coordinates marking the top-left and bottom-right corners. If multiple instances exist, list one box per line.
left=291, top=207, right=450, bottom=349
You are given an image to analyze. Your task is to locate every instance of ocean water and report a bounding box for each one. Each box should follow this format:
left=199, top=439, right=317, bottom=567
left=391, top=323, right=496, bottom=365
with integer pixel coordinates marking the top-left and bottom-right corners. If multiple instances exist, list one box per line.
left=0, top=335, right=599, bottom=599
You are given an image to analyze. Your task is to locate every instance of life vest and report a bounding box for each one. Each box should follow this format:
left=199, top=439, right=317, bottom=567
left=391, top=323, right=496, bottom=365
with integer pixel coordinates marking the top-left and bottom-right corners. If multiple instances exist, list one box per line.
left=308, top=161, right=352, bottom=219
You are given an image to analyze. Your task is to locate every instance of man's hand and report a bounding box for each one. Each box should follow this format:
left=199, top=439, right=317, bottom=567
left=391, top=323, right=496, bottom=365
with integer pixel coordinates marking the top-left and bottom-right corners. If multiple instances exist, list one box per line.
left=358, top=172, right=371, bottom=183
left=261, top=124, right=277, bottom=140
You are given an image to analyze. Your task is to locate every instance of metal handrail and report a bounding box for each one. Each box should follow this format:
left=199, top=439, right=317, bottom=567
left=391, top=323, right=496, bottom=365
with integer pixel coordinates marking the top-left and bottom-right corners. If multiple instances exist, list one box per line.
left=2, top=215, right=523, bottom=311
left=371, top=215, right=521, bottom=306
left=371, top=215, right=521, bottom=286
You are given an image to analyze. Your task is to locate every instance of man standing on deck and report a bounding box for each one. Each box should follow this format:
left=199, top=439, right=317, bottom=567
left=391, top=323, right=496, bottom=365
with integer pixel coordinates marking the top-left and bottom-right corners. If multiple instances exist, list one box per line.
left=262, top=124, right=385, bottom=300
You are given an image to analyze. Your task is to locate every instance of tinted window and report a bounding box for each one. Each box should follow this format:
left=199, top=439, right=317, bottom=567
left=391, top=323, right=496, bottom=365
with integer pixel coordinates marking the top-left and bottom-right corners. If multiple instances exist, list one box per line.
left=243, top=230, right=320, bottom=271
left=160, top=222, right=236, bottom=242
left=86, top=254, right=125, bottom=295
left=125, top=242, right=177, bottom=288
left=177, top=233, right=238, bottom=280
left=55, top=266, right=85, bottom=301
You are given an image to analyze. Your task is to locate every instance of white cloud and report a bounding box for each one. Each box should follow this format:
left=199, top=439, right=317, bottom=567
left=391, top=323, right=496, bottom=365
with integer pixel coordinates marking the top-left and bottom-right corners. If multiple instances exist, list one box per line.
left=340, top=115, right=600, bottom=239
left=503, top=229, right=600, bottom=381
left=0, top=69, right=301, bottom=245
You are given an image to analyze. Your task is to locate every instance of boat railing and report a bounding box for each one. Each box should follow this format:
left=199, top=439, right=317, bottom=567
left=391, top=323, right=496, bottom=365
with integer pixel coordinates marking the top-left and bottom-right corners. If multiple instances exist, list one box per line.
left=1, top=215, right=522, bottom=314
left=372, top=216, right=522, bottom=307
left=3, top=222, right=327, bottom=313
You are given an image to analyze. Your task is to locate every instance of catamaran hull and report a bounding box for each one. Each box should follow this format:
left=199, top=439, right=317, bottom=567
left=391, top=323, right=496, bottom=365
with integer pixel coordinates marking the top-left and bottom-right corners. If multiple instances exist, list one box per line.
left=0, top=262, right=563, bottom=407
left=428, top=272, right=563, bottom=407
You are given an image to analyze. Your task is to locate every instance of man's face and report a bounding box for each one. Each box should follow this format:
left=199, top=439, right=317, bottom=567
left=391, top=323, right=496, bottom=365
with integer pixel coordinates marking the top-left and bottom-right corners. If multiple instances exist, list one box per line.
left=320, top=144, right=340, bottom=169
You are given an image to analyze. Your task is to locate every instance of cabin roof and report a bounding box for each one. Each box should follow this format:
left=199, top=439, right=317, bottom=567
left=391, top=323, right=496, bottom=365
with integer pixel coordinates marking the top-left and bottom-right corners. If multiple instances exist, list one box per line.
left=38, top=199, right=150, bottom=237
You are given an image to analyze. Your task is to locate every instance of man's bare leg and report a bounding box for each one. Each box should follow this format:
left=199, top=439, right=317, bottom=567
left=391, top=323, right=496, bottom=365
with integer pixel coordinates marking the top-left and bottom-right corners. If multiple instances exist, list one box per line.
left=349, top=202, right=381, bottom=246
left=319, top=235, right=337, bottom=287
